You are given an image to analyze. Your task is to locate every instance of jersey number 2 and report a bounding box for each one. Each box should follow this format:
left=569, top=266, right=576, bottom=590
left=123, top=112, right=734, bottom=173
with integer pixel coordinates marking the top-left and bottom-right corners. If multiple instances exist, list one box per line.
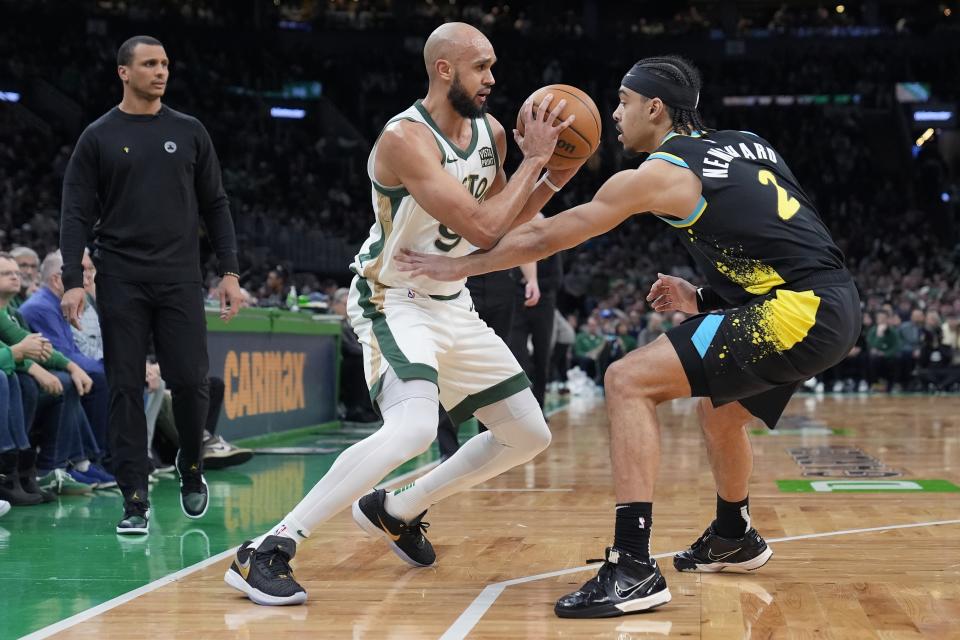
left=758, top=169, right=800, bottom=220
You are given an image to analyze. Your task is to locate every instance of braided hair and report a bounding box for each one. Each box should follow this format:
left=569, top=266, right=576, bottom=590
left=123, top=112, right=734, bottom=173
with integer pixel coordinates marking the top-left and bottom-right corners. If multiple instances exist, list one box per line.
left=634, top=55, right=710, bottom=135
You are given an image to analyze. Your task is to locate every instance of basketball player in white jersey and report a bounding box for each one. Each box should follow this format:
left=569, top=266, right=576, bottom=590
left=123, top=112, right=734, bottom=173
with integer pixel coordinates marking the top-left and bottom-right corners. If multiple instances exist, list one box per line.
left=225, top=22, right=585, bottom=605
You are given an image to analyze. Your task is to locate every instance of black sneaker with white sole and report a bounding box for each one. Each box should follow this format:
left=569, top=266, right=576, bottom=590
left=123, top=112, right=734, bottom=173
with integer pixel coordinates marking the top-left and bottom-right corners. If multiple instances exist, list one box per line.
left=672, top=523, right=773, bottom=573
left=224, top=536, right=307, bottom=606
left=116, top=499, right=150, bottom=535
left=555, top=547, right=671, bottom=618
left=351, top=488, right=435, bottom=567
left=175, top=451, right=209, bottom=519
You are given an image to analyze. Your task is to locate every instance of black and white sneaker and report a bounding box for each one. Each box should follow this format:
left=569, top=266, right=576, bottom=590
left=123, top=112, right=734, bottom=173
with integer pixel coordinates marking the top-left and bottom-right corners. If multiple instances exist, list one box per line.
left=224, top=536, right=307, bottom=606
left=673, top=523, right=773, bottom=573
left=176, top=451, right=209, bottom=519
left=116, top=499, right=150, bottom=535
left=202, top=433, right=253, bottom=470
left=351, top=488, right=435, bottom=567
left=554, top=547, right=671, bottom=618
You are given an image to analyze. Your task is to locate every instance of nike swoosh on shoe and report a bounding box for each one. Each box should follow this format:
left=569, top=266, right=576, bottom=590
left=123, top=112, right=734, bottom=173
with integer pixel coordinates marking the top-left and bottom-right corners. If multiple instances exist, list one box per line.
left=707, top=547, right=742, bottom=562
left=613, top=572, right=656, bottom=599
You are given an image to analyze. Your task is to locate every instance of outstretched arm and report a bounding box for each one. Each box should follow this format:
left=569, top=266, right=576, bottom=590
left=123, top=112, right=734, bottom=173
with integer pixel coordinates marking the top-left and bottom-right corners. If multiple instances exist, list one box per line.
left=482, top=116, right=586, bottom=234
left=396, top=160, right=698, bottom=280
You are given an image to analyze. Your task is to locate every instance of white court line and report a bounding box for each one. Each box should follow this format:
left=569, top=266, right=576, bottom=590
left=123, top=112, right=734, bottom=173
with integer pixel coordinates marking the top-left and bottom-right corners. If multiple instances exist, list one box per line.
left=19, top=546, right=239, bottom=640
left=20, top=403, right=575, bottom=640
left=439, top=518, right=960, bottom=640
left=18, top=460, right=442, bottom=640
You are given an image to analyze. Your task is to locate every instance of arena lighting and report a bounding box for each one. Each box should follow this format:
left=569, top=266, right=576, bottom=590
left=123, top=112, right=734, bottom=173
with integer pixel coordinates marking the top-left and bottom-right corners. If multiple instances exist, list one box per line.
left=915, top=128, right=935, bottom=146
left=895, top=82, right=931, bottom=103
left=836, top=4, right=845, bottom=13
left=913, top=110, right=954, bottom=122
left=270, top=107, right=306, bottom=119
left=0, top=91, right=21, bottom=102
left=722, top=93, right=861, bottom=107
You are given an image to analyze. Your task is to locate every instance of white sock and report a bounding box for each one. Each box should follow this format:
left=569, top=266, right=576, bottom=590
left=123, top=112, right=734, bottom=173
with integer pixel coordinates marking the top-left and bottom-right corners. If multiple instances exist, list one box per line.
left=384, top=389, right=550, bottom=522
left=74, top=459, right=90, bottom=472
left=253, top=514, right=311, bottom=549
left=252, top=375, right=439, bottom=542
left=383, top=480, right=429, bottom=523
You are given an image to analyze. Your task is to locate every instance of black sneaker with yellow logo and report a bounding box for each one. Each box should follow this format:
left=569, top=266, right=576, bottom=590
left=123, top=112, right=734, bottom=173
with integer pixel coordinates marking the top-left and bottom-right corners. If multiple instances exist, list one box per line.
left=175, top=450, right=208, bottom=519
left=224, top=536, right=307, bottom=606
left=351, top=488, right=435, bottom=567
left=116, top=495, right=150, bottom=535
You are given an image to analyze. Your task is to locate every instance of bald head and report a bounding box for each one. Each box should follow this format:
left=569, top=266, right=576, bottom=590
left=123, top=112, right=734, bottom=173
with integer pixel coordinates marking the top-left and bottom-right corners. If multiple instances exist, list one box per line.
left=423, top=22, right=492, bottom=81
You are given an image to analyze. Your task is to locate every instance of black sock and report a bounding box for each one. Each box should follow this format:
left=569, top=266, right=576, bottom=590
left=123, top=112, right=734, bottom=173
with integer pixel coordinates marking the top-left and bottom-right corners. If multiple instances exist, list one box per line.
left=613, top=502, right=652, bottom=561
left=715, top=494, right=750, bottom=538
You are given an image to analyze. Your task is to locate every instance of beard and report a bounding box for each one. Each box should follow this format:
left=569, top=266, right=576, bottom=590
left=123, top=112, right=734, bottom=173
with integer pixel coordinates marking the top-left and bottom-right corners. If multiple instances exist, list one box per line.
left=448, top=74, right=485, bottom=118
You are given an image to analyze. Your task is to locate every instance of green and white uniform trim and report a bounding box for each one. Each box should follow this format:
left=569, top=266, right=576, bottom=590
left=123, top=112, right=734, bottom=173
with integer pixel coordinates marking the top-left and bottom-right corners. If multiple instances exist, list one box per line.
left=346, top=102, right=526, bottom=419
left=347, top=278, right=529, bottom=419
left=351, top=100, right=499, bottom=298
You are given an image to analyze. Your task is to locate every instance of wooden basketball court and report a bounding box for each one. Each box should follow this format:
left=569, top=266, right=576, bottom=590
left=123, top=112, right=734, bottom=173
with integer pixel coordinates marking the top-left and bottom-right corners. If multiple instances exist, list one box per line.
left=24, top=394, right=960, bottom=639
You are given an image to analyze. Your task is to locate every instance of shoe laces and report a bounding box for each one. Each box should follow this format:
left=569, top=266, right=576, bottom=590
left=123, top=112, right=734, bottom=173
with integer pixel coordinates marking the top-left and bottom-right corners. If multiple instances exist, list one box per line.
left=400, top=516, right=430, bottom=543
left=182, top=474, right=204, bottom=494
left=573, top=560, right=612, bottom=595
left=204, top=435, right=227, bottom=449
left=692, top=526, right=714, bottom=549
left=256, top=547, right=295, bottom=580
left=51, top=468, right=68, bottom=491
left=124, top=501, right=148, bottom=519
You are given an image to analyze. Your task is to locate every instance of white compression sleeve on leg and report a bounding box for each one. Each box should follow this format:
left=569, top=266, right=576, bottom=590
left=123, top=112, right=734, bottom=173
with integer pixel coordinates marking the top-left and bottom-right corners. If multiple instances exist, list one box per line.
left=259, top=374, right=439, bottom=542
left=384, top=389, right=550, bottom=522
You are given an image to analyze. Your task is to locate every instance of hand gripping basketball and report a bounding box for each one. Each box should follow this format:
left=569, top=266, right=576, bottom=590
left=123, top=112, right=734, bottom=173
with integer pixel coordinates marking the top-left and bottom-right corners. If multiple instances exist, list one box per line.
left=514, top=93, right=575, bottom=165
left=516, top=84, right=602, bottom=170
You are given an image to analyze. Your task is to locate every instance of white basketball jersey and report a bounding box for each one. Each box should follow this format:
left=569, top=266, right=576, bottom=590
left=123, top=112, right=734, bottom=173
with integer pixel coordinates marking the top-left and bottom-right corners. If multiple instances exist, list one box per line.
left=350, top=100, right=500, bottom=297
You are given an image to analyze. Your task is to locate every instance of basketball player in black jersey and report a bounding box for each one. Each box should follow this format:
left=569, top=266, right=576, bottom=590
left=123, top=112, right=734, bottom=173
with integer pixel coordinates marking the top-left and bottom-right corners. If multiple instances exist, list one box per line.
left=396, top=55, right=861, bottom=618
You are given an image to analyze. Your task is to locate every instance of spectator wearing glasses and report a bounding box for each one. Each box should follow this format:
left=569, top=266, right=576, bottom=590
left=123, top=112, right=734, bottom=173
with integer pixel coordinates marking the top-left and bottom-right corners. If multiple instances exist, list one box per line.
left=0, top=253, right=107, bottom=494
left=10, top=247, right=40, bottom=307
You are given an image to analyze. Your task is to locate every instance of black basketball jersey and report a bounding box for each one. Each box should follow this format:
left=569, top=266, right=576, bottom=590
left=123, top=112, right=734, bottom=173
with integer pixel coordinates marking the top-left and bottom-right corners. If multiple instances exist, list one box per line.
left=646, top=130, right=845, bottom=306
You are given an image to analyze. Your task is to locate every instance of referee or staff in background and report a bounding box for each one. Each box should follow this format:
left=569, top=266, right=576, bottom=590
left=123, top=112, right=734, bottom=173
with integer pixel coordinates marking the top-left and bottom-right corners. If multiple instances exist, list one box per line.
left=509, top=251, right=561, bottom=413
left=59, top=35, right=244, bottom=535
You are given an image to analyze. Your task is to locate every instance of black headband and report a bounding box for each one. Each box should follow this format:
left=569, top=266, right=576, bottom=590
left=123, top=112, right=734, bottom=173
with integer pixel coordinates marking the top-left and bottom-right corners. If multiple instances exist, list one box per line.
left=621, top=66, right=700, bottom=111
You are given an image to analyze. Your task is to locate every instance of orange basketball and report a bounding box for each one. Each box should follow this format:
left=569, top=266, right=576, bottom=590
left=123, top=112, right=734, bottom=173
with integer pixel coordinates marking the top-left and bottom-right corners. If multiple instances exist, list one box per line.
left=515, top=84, right=602, bottom=170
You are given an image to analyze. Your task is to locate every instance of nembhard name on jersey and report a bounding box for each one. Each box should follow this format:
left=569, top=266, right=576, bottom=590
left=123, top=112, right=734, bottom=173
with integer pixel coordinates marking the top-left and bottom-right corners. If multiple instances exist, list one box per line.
left=702, top=139, right=778, bottom=179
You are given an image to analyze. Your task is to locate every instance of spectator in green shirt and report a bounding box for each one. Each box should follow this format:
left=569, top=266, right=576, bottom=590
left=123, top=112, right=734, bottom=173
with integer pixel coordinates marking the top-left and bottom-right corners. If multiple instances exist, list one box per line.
left=867, top=310, right=902, bottom=391
left=573, top=316, right=606, bottom=381
left=0, top=253, right=102, bottom=495
left=10, top=246, right=40, bottom=309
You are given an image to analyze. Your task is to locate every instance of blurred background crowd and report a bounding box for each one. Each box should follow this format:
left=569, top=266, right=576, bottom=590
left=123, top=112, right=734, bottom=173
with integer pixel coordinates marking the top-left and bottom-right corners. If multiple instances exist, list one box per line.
left=1, top=0, right=958, bottom=399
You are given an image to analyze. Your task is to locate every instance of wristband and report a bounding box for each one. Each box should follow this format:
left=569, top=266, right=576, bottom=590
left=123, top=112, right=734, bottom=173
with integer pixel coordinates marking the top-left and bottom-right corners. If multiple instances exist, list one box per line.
left=222, top=271, right=240, bottom=280
left=696, top=287, right=723, bottom=312
left=543, top=171, right=562, bottom=192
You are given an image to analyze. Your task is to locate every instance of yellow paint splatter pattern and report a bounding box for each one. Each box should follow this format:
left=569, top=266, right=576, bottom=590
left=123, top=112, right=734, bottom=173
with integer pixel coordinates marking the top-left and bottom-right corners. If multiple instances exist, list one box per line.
left=686, top=230, right=786, bottom=296
left=714, top=255, right=785, bottom=296
left=732, top=290, right=821, bottom=363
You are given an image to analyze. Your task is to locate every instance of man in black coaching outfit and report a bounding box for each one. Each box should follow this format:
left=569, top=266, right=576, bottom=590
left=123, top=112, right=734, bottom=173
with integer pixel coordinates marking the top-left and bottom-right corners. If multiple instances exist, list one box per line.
left=59, top=35, right=245, bottom=535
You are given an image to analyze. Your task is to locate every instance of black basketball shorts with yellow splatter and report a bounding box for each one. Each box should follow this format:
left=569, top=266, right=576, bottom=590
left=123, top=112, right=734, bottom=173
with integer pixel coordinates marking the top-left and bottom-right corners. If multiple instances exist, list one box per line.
left=667, top=270, right=860, bottom=428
